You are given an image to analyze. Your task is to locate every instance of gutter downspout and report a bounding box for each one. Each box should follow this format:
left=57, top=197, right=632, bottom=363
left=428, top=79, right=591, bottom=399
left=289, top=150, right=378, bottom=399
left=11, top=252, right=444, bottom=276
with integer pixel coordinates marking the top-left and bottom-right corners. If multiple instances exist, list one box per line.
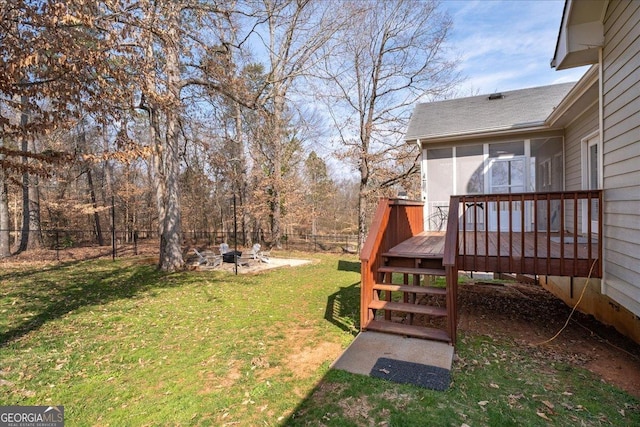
left=417, top=138, right=428, bottom=228
left=598, top=47, right=606, bottom=294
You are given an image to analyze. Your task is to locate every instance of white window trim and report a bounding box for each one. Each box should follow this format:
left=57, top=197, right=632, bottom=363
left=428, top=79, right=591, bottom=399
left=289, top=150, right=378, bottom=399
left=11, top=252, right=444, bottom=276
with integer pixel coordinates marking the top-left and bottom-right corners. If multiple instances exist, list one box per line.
left=580, top=130, right=601, bottom=235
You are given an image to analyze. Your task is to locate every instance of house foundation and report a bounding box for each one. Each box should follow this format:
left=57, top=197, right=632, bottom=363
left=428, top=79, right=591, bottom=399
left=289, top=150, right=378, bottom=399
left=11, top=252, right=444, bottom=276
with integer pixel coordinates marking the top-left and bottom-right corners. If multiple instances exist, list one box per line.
left=540, top=276, right=640, bottom=345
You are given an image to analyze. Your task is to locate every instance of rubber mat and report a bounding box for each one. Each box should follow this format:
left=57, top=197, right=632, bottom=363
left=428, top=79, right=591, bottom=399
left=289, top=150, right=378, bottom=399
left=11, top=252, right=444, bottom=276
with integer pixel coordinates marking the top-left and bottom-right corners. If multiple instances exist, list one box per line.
left=370, top=357, right=451, bottom=391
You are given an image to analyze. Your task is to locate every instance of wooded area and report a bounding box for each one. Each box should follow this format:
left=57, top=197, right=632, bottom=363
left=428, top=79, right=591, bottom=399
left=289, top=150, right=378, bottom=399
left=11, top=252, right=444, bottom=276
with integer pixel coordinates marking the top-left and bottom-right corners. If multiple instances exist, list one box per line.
left=0, top=0, right=459, bottom=270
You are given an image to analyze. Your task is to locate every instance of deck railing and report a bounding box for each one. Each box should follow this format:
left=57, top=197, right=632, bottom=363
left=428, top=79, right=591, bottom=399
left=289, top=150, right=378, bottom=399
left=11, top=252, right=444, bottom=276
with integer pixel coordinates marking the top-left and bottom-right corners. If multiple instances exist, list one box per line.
left=451, top=190, right=602, bottom=278
left=359, top=199, right=424, bottom=330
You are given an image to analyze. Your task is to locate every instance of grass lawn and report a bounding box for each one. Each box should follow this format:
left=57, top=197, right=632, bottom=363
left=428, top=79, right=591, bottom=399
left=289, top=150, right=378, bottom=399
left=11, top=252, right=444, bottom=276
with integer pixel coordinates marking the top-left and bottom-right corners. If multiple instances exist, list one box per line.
left=1, top=253, right=638, bottom=426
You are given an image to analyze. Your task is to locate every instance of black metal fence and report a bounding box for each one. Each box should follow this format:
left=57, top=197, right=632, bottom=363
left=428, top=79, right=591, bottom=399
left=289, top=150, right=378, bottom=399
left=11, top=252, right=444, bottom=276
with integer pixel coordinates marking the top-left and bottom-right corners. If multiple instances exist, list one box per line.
left=1, top=228, right=358, bottom=260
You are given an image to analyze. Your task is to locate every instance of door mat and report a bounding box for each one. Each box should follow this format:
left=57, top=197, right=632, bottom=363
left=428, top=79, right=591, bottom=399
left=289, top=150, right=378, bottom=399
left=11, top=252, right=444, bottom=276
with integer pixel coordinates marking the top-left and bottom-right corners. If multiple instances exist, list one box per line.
left=370, top=357, right=451, bottom=391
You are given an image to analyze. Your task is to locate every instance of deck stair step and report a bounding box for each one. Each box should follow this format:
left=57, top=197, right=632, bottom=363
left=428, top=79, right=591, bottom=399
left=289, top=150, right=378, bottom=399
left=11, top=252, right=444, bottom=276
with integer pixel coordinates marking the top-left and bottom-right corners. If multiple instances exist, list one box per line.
left=366, top=320, right=451, bottom=342
left=369, top=300, right=447, bottom=317
left=373, top=283, right=446, bottom=296
left=382, top=251, right=443, bottom=260
left=377, top=266, right=446, bottom=277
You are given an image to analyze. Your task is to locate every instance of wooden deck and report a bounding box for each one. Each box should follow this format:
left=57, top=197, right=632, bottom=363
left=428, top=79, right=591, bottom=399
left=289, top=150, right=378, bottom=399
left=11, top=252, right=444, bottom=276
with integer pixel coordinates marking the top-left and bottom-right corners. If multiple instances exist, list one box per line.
left=385, top=231, right=445, bottom=257
left=360, top=192, right=602, bottom=346
left=389, top=230, right=600, bottom=278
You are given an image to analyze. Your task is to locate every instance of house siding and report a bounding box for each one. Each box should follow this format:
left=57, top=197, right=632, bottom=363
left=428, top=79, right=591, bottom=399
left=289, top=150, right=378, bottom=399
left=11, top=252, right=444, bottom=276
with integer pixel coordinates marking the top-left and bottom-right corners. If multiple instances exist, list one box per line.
left=602, top=0, right=640, bottom=317
left=564, top=104, right=599, bottom=191
left=562, top=103, right=598, bottom=232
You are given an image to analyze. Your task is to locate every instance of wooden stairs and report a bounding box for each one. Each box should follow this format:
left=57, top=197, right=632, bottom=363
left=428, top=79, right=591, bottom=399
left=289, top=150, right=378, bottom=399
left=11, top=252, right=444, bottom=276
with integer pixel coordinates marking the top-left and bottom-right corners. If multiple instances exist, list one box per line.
left=364, top=251, right=453, bottom=343
left=360, top=199, right=459, bottom=346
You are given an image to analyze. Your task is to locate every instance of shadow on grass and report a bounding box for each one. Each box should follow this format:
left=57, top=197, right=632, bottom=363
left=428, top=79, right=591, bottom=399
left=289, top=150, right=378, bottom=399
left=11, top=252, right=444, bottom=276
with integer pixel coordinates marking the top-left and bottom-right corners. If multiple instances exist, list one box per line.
left=0, top=261, right=209, bottom=347
left=324, top=281, right=360, bottom=335
left=324, top=259, right=360, bottom=335
left=0, top=254, right=114, bottom=283
left=337, top=259, right=360, bottom=273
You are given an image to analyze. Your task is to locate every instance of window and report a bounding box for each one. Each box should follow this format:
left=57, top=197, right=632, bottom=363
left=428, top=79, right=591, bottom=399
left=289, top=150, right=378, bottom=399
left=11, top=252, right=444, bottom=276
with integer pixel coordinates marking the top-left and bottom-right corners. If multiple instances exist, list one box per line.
left=531, top=136, right=563, bottom=192
left=426, top=147, right=453, bottom=205
left=489, top=141, right=524, bottom=158
left=490, top=158, right=525, bottom=193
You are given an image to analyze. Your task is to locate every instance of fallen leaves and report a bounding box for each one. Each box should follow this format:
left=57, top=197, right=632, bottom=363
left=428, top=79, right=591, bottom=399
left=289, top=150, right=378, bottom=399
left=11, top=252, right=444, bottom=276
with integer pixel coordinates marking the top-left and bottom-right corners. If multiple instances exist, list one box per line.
left=507, top=393, right=524, bottom=408
left=0, top=379, right=14, bottom=387
left=536, top=411, right=552, bottom=421
left=536, top=399, right=556, bottom=421
left=541, top=400, right=555, bottom=410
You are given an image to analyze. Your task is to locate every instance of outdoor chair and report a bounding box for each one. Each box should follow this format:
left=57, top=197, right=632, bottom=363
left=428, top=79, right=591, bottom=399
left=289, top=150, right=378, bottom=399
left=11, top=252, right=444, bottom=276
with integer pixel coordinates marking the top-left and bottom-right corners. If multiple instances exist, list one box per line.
left=251, top=243, right=270, bottom=263
left=192, top=248, right=222, bottom=268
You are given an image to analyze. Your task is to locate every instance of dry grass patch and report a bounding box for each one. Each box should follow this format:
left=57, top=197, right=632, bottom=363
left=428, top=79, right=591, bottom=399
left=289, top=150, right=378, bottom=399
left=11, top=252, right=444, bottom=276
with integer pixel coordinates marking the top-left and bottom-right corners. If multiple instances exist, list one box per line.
left=285, top=337, right=343, bottom=379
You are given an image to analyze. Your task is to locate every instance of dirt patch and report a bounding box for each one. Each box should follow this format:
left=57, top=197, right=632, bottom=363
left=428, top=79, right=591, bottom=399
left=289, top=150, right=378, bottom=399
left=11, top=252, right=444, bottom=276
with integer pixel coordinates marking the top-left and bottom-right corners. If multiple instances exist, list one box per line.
left=286, top=341, right=343, bottom=378
left=272, top=327, right=343, bottom=380
left=253, top=327, right=343, bottom=385
left=199, top=359, right=242, bottom=394
left=458, top=281, right=640, bottom=398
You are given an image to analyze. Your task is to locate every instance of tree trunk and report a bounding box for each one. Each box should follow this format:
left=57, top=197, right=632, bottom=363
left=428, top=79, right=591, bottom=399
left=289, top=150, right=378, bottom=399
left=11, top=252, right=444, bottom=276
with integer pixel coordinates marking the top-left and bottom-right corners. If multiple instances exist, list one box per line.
left=18, top=100, right=43, bottom=252
left=234, top=102, right=248, bottom=247
left=155, top=15, right=184, bottom=272
left=87, top=166, right=104, bottom=246
left=0, top=137, right=10, bottom=258
left=19, top=152, right=43, bottom=251
left=144, top=75, right=167, bottom=265
left=158, top=112, right=184, bottom=271
left=269, top=94, right=285, bottom=248
left=357, top=131, right=371, bottom=251
left=141, top=5, right=184, bottom=272
left=357, top=186, right=367, bottom=252
left=150, top=121, right=167, bottom=265
left=76, top=130, right=105, bottom=246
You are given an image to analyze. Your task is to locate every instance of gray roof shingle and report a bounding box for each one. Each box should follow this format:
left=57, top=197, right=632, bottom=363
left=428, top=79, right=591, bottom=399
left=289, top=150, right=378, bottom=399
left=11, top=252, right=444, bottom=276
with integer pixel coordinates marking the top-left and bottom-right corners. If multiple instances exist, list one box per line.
left=405, top=82, right=576, bottom=141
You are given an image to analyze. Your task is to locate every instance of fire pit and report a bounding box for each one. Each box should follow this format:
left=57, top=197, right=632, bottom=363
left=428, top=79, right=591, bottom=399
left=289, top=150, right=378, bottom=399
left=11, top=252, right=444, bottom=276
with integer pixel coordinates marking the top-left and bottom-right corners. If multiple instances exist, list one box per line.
left=222, top=250, right=242, bottom=263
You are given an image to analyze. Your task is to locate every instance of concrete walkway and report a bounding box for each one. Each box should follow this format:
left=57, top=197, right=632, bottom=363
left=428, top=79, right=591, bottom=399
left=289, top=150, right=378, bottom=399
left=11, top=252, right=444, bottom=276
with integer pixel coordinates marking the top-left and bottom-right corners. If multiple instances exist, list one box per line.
left=331, top=331, right=454, bottom=376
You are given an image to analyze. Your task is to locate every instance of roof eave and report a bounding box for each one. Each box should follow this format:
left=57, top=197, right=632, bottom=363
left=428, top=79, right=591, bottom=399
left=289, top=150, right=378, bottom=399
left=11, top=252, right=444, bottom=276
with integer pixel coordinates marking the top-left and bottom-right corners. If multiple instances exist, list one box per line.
left=546, top=64, right=599, bottom=126
left=551, top=0, right=607, bottom=70
left=407, top=122, right=553, bottom=145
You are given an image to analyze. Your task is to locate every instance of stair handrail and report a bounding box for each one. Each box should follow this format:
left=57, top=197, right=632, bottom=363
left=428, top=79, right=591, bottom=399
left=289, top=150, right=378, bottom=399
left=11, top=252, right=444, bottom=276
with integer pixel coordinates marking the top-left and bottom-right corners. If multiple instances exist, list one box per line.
left=360, top=198, right=392, bottom=330
left=360, top=198, right=391, bottom=263
left=442, top=196, right=461, bottom=343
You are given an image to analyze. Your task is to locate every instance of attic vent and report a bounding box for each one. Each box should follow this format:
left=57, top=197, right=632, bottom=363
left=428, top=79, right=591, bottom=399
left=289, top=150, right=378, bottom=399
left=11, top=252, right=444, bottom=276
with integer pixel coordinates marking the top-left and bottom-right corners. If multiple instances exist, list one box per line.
left=488, top=93, right=504, bottom=100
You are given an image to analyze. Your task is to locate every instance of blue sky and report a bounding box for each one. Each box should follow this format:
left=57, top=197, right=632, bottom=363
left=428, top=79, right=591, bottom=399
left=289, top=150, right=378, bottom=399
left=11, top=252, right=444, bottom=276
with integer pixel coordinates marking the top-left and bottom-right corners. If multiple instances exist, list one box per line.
left=442, top=0, right=589, bottom=95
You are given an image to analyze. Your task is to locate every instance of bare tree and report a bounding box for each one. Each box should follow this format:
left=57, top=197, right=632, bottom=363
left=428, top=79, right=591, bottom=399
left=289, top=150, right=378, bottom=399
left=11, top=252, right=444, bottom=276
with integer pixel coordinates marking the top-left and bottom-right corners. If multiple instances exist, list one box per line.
left=104, top=0, right=253, bottom=270
left=1, top=1, right=131, bottom=254
left=304, top=151, right=333, bottom=235
left=319, top=0, right=461, bottom=249
left=244, top=0, right=343, bottom=247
